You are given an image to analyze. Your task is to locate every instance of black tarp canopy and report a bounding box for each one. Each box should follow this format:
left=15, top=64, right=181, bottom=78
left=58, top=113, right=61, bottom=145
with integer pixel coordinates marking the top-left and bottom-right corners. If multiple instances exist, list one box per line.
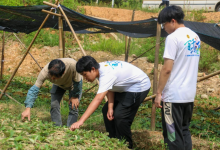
left=0, top=5, right=220, bottom=50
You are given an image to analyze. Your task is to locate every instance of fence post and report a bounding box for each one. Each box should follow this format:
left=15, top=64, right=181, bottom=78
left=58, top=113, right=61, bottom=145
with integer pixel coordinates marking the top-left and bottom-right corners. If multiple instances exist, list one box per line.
left=0, top=31, right=5, bottom=80
left=59, top=11, right=64, bottom=58
left=125, top=10, right=135, bottom=62
left=150, top=22, right=161, bottom=131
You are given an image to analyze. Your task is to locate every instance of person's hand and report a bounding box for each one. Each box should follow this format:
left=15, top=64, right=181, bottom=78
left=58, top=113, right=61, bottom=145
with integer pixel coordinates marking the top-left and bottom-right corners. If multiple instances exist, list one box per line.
left=155, top=94, right=162, bottom=108
left=21, top=108, right=31, bottom=121
left=70, top=121, right=83, bottom=131
left=107, top=108, right=114, bottom=121
left=69, top=97, right=79, bottom=109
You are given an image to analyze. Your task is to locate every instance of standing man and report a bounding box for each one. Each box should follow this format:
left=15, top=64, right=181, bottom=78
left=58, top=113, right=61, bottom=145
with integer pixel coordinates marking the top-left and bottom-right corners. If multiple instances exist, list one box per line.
left=21, top=58, right=82, bottom=127
left=155, top=6, right=200, bottom=150
left=70, top=56, right=151, bottom=149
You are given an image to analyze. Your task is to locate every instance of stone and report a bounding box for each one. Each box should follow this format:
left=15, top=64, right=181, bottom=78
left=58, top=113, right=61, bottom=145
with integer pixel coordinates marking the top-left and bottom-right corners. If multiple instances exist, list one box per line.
left=132, top=54, right=137, bottom=58
left=207, top=88, right=215, bottom=93
left=197, top=84, right=202, bottom=88
left=201, top=94, right=208, bottom=99
left=198, top=73, right=204, bottom=77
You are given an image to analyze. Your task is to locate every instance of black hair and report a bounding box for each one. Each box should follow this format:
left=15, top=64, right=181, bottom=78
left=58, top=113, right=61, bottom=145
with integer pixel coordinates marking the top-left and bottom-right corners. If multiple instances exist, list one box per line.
left=158, top=5, right=185, bottom=24
left=76, top=56, right=100, bottom=73
left=48, top=59, right=65, bottom=78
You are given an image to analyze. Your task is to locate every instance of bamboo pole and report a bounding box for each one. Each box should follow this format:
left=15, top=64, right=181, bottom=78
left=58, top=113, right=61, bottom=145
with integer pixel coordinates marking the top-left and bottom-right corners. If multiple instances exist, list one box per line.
left=150, top=22, right=161, bottom=131
left=130, top=39, right=165, bottom=63
left=59, top=11, right=64, bottom=58
left=84, top=84, right=98, bottom=93
left=58, top=10, right=64, bottom=106
left=43, top=1, right=86, bottom=56
left=63, top=31, right=65, bottom=57
left=42, top=9, right=62, bottom=17
left=197, top=70, right=220, bottom=82
left=0, top=89, right=22, bottom=105
left=0, top=0, right=60, bottom=100
left=1, top=31, right=5, bottom=80
left=214, top=106, right=220, bottom=110
left=125, top=10, right=135, bottom=62
left=125, top=36, right=128, bottom=61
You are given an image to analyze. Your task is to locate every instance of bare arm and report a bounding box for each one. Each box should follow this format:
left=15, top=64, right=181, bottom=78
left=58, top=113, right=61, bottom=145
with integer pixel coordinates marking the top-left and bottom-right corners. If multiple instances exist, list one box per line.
left=70, top=91, right=108, bottom=131
left=107, top=91, right=115, bottom=121
left=155, top=58, right=174, bottom=108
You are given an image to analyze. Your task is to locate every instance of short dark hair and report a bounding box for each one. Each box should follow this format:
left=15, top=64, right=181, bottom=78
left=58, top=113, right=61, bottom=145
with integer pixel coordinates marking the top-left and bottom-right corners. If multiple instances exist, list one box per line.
left=158, top=5, right=185, bottom=24
left=76, top=56, right=100, bottom=73
left=48, top=59, right=65, bottom=77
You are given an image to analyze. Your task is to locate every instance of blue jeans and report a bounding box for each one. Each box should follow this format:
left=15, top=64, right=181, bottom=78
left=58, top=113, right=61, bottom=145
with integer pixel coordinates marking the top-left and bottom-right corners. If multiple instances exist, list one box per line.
left=50, top=84, right=81, bottom=127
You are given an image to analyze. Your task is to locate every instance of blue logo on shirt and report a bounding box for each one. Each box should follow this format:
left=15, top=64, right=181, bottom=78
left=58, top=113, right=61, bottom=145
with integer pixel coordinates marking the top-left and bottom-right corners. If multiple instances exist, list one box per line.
left=184, top=36, right=200, bottom=57
left=106, top=61, right=122, bottom=69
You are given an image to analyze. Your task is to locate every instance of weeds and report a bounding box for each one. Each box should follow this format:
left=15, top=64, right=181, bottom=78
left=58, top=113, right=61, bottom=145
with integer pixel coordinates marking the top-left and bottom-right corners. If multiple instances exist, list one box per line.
left=185, top=9, right=206, bottom=21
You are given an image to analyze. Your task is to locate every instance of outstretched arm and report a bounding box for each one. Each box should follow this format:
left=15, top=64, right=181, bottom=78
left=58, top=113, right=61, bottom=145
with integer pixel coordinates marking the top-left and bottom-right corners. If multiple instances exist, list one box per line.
left=70, top=91, right=108, bottom=131
left=22, top=85, right=40, bottom=121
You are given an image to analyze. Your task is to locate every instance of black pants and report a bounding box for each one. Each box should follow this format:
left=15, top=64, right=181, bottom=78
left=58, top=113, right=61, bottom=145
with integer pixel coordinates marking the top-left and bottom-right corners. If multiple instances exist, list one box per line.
left=161, top=102, right=194, bottom=150
left=102, top=89, right=150, bottom=149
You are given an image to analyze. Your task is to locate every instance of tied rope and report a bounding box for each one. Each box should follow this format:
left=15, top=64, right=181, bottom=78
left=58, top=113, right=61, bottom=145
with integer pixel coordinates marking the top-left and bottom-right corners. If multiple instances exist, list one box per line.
left=50, top=4, right=61, bottom=19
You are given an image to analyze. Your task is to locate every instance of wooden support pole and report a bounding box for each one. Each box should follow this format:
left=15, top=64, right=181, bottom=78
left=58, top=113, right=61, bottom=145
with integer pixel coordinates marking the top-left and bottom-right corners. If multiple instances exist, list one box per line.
left=63, top=31, right=65, bottom=57
left=1, top=31, right=5, bottom=80
left=59, top=11, right=64, bottom=58
left=58, top=10, right=64, bottom=106
left=42, top=9, right=62, bottom=17
left=84, top=84, right=98, bottom=93
left=125, top=10, right=135, bottom=62
left=43, top=1, right=87, bottom=56
left=150, top=22, right=161, bottom=131
left=125, top=36, right=128, bottom=61
left=214, top=106, right=220, bottom=110
left=0, top=0, right=59, bottom=100
left=0, top=89, right=22, bottom=105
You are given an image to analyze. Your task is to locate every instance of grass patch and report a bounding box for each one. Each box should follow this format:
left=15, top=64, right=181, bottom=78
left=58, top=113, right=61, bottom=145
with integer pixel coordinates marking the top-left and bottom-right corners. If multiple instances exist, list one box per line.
left=0, top=104, right=128, bottom=149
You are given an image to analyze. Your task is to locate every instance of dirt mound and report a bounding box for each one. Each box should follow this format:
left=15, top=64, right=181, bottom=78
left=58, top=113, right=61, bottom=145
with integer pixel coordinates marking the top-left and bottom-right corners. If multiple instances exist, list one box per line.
left=0, top=40, right=59, bottom=77
left=83, top=6, right=158, bottom=21
left=0, top=40, right=154, bottom=78
left=202, top=12, right=220, bottom=22
left=83, top=6, right=220, bottom=23
left=197, top=74, right=220, bottom=98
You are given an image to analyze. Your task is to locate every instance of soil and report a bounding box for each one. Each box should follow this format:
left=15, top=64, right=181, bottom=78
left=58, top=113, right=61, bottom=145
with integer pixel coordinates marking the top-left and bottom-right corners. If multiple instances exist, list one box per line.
left=202, top=12, right=220, bottom=22
left=83, top=6, right=158, bottom=21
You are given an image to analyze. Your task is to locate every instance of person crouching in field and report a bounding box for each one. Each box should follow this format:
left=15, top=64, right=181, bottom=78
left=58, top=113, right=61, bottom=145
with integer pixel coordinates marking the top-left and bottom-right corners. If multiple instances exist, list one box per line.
left=70, top=56, right=151, bottom=149
left=155, top=6, right=200, bottom=150
left=21, top=58, right=82, bottom=127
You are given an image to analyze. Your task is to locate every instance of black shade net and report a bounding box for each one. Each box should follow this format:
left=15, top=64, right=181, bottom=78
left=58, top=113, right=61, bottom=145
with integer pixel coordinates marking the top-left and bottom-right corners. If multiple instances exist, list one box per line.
left=0, top=5, right=220, bottom=50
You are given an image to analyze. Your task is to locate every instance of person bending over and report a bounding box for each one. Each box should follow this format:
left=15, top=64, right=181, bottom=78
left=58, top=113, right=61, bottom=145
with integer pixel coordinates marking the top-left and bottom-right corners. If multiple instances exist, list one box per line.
left=70, top=56, right=151, bottom=149
left=21, top=58, right=82, bottom=127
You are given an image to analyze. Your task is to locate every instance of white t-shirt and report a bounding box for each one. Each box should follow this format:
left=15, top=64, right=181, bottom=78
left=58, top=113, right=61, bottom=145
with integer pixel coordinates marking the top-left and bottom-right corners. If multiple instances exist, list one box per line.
left=162, top=27, right=200, bottom=103
left=97, top=61, right=151, bottom=94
